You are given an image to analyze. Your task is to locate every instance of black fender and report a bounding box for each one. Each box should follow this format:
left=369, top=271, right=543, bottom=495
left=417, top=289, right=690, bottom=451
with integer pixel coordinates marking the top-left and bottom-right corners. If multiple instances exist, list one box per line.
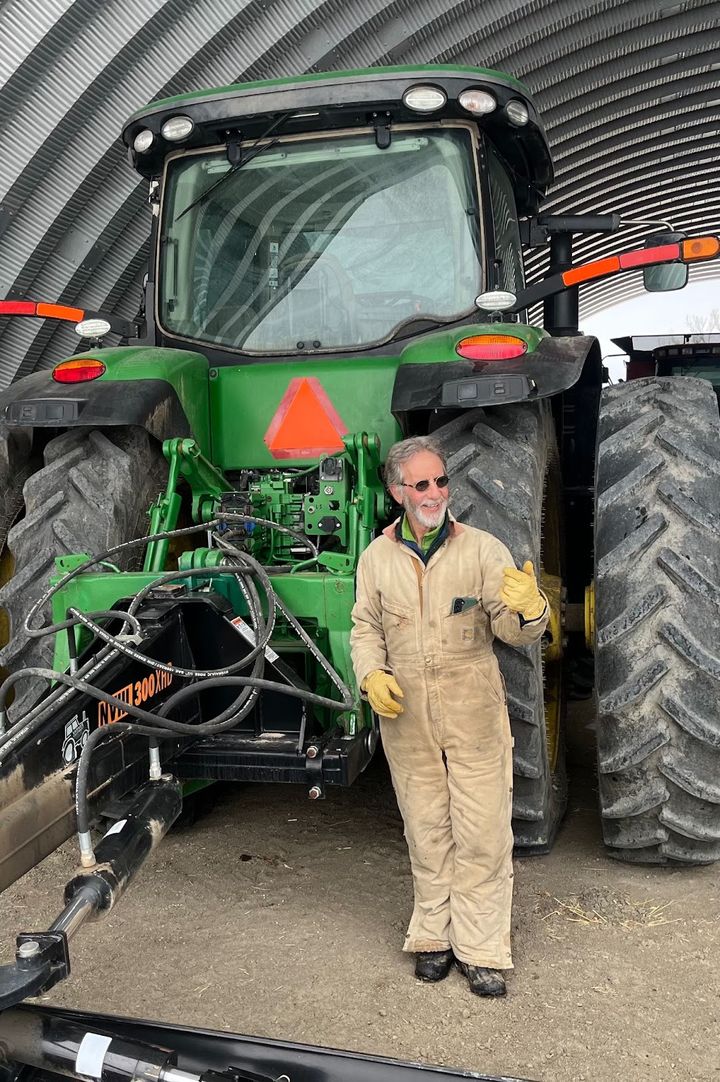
left=391, top=334, right=602, bottom=412
left=1, top=370, right=191, bottom=442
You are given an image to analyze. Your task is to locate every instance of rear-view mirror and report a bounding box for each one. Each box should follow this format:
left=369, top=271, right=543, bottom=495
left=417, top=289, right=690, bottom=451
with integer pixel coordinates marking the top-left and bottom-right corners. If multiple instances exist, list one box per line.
left=643, top=231, right=688, bottom=292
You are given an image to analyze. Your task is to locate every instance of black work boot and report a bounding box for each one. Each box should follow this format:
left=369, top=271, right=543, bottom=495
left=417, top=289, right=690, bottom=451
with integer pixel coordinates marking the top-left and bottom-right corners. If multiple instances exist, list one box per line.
left=456, top=960, right=507, bottom=997
left=414, top=948, right=455, bottom=982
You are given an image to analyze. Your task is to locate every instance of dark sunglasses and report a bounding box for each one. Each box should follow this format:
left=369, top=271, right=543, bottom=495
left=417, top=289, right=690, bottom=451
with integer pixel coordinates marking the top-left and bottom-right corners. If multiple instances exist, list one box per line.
left=400, top=474, right=449, bottom=493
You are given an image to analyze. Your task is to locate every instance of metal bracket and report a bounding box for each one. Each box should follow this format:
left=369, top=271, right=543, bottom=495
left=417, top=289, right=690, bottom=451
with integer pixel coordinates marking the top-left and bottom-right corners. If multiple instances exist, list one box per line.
left=372, top=111, right=392, bottom=149
left=0, top=932, right=70, bottom=1010
left=305, top=741, right=325, bottom=799
left=520, top=213, right=622, bottom=248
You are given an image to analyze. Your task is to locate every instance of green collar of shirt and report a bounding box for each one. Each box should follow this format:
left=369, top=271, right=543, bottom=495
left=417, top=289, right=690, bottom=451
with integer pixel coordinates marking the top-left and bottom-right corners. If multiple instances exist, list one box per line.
left=401, top=514, right=443, bottom=553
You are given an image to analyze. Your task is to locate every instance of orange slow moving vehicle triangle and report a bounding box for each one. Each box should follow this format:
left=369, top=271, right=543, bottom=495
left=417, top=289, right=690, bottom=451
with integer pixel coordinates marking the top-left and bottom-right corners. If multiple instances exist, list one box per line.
left=264, top=377, right=348, bottom=459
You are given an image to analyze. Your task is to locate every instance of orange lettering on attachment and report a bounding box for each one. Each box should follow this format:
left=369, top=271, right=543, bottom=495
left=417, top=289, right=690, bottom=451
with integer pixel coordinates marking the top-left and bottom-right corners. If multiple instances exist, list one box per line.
left=97, top=665, right=173, bottom=726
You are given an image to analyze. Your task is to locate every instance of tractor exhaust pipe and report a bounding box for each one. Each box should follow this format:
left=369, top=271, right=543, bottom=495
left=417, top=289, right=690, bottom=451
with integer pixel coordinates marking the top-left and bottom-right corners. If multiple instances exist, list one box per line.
left=0, top=777, right=181, bottom=1009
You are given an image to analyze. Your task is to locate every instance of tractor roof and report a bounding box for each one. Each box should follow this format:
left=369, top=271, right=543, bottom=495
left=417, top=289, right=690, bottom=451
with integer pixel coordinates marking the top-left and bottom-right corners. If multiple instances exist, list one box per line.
left=123, top=64, right=553, bottom=213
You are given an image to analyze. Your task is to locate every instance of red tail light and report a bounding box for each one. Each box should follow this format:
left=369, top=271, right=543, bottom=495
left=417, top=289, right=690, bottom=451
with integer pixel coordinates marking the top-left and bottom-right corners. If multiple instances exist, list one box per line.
left=0, top=301, right=37, bottom=316
left=456, top=334, right=528, bottom=361
left=52, top=358, right=106, bottom=383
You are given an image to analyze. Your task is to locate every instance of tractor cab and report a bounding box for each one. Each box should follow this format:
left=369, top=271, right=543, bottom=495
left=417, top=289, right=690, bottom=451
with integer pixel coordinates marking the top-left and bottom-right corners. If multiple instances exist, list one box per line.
left=122, top=66, right=551, bottom=361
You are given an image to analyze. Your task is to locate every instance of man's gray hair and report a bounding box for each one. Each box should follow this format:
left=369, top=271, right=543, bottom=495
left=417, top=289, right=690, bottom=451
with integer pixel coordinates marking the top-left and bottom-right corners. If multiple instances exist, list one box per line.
left=384, top=436, right=447, bottom=488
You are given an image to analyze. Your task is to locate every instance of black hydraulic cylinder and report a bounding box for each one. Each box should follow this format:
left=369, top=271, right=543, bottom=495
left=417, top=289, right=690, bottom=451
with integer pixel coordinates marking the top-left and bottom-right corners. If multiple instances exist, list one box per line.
left=0, top=778, right=182, bottom=1010
left=65, top=776, right=182, bottom=911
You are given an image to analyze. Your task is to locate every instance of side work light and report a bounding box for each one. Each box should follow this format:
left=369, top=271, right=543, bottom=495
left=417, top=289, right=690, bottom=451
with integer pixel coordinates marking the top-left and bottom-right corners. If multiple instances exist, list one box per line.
left=133, top=129, right=154, bottom=154
left=161, top=116, right=195, bottom=141
left=402, top=86, right=447, bottom=113
left=458, top=89, right=497, bottom=115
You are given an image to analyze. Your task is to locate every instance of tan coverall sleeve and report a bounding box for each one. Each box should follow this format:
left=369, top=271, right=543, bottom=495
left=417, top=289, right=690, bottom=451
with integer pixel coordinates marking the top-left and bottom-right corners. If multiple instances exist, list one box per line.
left=350, top=547, right=389, bottom=687
left=480, top=536, right=549, bottom=647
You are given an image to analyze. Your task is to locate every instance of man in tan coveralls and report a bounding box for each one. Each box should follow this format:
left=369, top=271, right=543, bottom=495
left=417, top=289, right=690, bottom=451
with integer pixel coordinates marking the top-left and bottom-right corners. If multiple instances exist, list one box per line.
left=350, top=436, right=548, bottom=997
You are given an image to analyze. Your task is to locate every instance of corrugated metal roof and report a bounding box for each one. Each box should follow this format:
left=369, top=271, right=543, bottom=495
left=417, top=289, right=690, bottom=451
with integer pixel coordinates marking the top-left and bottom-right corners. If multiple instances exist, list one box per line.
left=0, top=0, right=717, bottom=384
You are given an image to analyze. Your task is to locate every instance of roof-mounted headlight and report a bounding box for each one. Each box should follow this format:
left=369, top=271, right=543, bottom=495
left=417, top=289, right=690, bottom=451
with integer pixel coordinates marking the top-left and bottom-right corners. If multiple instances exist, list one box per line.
left=133, top=129, right=154, bottom=153
left=505, top=100, right=529, bottom=126
left=458, top=89, right=497, bottom=115
left=402, top=86, right=447, bottom=113
left=161, top=115, right=195, bottom=141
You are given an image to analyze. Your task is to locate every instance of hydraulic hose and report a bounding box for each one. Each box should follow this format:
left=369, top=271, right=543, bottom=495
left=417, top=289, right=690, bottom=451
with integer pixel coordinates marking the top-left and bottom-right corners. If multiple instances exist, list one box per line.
left=0, top=668, right=350, bottom=738
left=22, top=522, right=223, bottom=641
left=0, top=606, right=145, bottom=741
left=74, top=722, right=174, bottom=856
left=213, top=534, right=353, bottom=703
left=0, top=538, right=351, bottom=752
left=23, top=543, right=276, bottom=678
left=49, top=609, right=143, bottom=639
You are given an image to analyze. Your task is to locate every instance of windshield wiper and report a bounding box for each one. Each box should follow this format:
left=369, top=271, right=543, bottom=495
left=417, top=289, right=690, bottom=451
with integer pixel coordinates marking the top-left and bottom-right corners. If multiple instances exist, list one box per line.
left=389, top=311, right=473, bottom=342
left=175, top=112, right=291, bottom=223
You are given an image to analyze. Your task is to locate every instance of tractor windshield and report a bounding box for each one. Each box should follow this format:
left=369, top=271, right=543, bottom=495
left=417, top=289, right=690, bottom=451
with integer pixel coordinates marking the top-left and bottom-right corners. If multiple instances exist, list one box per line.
left=158, top=126, right=483, bottom=354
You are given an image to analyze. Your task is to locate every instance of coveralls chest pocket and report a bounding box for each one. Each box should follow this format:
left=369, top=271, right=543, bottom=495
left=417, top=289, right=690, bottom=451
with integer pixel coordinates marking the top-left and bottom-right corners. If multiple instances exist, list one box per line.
left=381, top=599, right=418, bottom=659
left=441, top=603, right=485, bottom=658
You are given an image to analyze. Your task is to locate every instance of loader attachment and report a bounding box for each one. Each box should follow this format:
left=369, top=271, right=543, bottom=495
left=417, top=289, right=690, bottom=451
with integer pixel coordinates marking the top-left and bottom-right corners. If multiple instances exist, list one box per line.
left=0, top=594, right=196, bottom=893
left=0, top=1004, right=531, bottom=1082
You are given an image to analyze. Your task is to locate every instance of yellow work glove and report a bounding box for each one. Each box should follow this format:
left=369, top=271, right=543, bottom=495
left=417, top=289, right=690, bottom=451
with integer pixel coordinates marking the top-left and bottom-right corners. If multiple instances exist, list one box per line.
left=501, top=560, right=546, bottom=621
left=363, top=670, right=404, bottom=718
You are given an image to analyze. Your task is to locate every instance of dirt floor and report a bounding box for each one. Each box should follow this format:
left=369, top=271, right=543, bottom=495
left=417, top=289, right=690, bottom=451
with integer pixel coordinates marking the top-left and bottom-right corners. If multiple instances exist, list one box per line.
left=2, top=710, right=719, bottom=1082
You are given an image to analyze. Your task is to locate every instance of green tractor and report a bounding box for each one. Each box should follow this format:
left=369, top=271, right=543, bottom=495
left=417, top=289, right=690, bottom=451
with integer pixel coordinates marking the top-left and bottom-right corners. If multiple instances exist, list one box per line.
left=0, top=64, right=719, bottom=1006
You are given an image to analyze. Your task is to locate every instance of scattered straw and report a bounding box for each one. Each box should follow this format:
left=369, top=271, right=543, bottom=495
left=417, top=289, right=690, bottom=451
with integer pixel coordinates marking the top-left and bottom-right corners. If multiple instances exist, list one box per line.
left=537, top=889, right=682, bottom=929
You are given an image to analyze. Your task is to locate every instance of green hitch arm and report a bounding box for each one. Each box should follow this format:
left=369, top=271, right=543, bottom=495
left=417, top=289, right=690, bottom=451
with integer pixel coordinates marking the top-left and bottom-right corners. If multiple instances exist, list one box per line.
left=346, top=432, right=385, bottom=554
left=143, top=439, right=232, bottom=573
left=317, top=432, right=385, bottom=574
left=144, top=449, right=182, bottom=573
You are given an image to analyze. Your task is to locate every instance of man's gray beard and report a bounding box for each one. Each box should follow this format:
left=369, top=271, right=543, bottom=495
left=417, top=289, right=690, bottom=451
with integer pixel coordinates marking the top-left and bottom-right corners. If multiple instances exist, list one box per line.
left=403, top=495, right=449, bottom=530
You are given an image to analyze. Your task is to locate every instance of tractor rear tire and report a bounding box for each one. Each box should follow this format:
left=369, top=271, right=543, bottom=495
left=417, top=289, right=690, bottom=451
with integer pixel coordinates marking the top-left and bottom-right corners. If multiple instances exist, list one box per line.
left=433, top=401, right=566, bottom=852
left=595, top=376, right=720, bottom=864
left=0, top=426, right=36, bottom=689
left=0, top=427, right=34, bottom=554
left=0, top=427, right=167, bottom=720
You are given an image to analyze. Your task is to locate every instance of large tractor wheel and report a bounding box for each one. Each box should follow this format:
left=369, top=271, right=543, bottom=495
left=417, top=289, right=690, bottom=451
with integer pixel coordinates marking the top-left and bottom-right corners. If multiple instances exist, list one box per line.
left=433, top=401, right=566, bottom=852
left=595, top=376, right=720, bottom=864
left=0, top=427, right=36, bottom=679
left=0, top=427, right=167, bottom=720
